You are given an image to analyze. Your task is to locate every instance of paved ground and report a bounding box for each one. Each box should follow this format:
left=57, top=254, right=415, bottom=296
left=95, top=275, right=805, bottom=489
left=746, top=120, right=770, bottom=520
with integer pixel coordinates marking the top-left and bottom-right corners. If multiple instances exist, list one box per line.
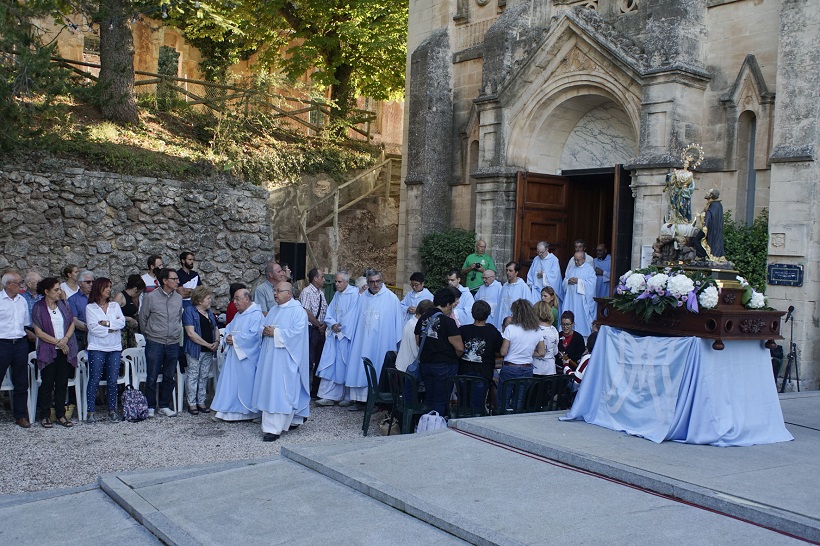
left=1, top=392, right=817, bottom=545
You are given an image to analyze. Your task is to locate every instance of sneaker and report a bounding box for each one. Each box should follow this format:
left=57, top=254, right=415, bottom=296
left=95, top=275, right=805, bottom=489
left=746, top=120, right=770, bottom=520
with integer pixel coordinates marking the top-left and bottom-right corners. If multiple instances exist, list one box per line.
left=147, top=408, right=155, bottom=418
left=315, top=398, right=336, bottom=407
left=158, top=407, right=177, bottom=417
left=347, top=402, right=365, bottom=412
left=108, top=411, right=121, bottom=423
left=338, top=400, right=354, bottom=407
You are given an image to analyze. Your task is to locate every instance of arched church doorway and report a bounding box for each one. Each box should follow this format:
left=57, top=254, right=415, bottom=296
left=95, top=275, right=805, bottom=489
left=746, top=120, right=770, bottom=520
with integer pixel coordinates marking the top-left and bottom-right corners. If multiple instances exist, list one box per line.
left=510, top=94, right=638, bottom=290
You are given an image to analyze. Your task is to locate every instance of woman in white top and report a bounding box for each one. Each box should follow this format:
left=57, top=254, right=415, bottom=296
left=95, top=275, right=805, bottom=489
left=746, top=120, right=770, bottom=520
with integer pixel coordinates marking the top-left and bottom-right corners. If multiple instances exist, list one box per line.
left=532, top=301, right=559, bottom=376
left=59, top=264, right=80, bottom=300
left=85, top=277, right=126, bottom=423
left=499, top=299, right=545, bottom=411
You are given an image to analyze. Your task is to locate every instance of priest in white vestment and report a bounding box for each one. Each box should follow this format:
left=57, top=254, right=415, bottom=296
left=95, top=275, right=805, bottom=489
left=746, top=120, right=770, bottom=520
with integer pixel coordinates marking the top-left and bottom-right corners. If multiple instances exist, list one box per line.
left=315, top=272, right=360, bottom=405
left=447, top=269, right=474, bottom=326
left=562, top=251, right=597, bottom=337
left=475, top=269, right=502, bottom=329
left=498, top=262, right=532, bottom=326
left=526, top=242, right=564, bottom=307
left=344, top=270, right=403, bottom=407
left=564, top=239, right=594, bottom=277
left=211, top=289, right=263, bottom=421
left=251, top=282, right=310, bottom=441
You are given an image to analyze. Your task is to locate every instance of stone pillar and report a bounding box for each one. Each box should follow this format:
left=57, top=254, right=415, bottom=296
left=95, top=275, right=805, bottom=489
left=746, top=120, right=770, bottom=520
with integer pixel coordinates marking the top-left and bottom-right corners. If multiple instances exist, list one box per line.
left=402, top=28, right=454, bottom=277
left=473, top=173, right=517, bottom=267
left=767, top=0, right=819, bottom=389
left=626, top=167, right=669, bottom=269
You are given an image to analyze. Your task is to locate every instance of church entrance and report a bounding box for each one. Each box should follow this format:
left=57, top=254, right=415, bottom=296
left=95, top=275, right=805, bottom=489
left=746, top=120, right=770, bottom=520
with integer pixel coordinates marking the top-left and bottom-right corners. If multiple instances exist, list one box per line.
left=513, top=165, right=633, bottom=295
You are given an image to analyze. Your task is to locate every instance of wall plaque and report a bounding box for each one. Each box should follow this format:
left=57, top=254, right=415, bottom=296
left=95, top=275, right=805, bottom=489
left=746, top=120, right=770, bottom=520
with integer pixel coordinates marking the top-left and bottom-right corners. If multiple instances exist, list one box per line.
left=767, top=263, right=803, bottom=287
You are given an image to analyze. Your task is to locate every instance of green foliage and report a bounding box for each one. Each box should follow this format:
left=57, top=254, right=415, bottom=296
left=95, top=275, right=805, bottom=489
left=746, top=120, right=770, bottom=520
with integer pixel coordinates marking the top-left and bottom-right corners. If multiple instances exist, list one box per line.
left=723, top=209, right=769, bottom=293
left=611, top=266, right=719, bottom=322
left=419, top=229, right=477, bottom=291
left=0, top=0, right=73, bottom=150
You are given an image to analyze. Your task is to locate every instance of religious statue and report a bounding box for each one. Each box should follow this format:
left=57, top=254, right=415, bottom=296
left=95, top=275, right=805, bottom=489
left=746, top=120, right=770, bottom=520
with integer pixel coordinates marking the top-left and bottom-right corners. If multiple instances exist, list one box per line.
left=664, top=143, right=704, bottom=224
left=693, top=188, right=727, bottom=264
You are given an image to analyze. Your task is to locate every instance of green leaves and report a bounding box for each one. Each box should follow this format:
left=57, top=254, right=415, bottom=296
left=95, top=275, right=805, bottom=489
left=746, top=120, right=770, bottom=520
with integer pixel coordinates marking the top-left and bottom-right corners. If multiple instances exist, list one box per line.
left=724, top=209, right=768, bottom=293
left=419, top=229, right=476, bottom=291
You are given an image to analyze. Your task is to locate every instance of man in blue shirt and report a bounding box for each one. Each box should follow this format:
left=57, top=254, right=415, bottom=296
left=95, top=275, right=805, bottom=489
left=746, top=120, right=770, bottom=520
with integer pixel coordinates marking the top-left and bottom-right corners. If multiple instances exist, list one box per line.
left=68, top=270, right=94, bottom=350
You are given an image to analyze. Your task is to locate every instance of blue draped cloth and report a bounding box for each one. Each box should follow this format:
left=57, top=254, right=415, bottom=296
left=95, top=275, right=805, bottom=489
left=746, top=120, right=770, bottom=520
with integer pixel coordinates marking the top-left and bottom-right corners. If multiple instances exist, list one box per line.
left=563, top=326, right=793, bottom=446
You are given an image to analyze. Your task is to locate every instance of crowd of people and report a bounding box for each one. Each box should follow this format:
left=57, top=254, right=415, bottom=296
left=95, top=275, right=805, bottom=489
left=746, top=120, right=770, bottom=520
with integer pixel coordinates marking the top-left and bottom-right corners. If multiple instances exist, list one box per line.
left=0, top=238, right=608, bottom=435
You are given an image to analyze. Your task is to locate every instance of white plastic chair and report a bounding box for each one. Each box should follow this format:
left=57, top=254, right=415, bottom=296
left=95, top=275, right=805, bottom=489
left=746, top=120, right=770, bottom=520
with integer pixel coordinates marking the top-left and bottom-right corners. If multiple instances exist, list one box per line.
left=134, top=333, right=145, bottom=348
left=123, top=347, right=178, bottom=412
left=1, top=353, right=34, bottom=422
left=29, top=350, right=84, bottom=423
left=80, top=351, right=131, bottom=421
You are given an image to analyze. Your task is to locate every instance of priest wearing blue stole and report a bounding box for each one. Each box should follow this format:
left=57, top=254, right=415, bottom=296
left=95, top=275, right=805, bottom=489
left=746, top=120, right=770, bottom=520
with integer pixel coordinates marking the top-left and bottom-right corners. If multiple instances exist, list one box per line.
left=211, top=289, right=263, bottom=421
left=447, top=269, right=474, bottom=326
left=475, top=269, right=502, bottom=328
left=593, top=243, right=612, bottom=299
left=400, top=272, right=434, bottom=325
left=526, top=242, right=564, bottom=307
left=344, top=270, right=403, bottom=406
left=499, top=262, right=532, bottom=326
left=252, top=282, right=310, bottom=442
left=315, top=272, right=360, bottom=405
left=562, top=251, right=597, bottom=337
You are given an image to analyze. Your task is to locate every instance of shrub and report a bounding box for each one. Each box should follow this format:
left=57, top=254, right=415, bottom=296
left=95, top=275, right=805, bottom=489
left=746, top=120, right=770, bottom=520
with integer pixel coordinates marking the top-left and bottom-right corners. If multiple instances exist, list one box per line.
left=419, top=229, right=476, bottom=291
left=723, top=208, right=768, bottom=292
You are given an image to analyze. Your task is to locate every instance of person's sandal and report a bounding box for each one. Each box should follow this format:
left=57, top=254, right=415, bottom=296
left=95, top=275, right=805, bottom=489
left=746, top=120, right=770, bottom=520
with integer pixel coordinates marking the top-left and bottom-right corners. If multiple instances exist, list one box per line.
left=188, top=406, right=199, bottom=415
left=40, top=418, right=53, bottom=429
left=197, top=405, right=211, bottom=414
left=57, top=417, right=74, bottom=427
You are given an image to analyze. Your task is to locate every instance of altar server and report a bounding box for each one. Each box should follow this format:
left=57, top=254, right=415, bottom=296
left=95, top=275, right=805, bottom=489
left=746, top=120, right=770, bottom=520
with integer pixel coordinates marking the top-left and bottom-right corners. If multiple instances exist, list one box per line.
left=475, top=270, right=502, bottom=329
left=498, top=262, right=532, bottom=326
left=400, top=272, right=433, bottom=325
left=526, top=242, right=564, bottom=307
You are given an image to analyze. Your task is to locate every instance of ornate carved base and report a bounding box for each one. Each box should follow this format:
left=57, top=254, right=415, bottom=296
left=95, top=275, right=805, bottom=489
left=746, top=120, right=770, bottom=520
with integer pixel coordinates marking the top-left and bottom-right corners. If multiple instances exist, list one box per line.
left=596, top=288, right=784, bottom=350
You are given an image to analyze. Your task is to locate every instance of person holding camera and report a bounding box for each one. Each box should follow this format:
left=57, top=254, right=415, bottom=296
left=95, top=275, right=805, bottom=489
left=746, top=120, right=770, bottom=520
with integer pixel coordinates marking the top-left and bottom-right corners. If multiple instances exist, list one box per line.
left=461, top=240, right=496, bottom=295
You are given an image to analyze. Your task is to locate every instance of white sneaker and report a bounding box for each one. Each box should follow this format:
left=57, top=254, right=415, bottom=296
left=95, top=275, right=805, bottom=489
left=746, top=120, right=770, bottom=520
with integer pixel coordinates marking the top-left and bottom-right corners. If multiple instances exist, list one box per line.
left=159, top=407, right=177, bottom=417
left=147, top=408, right=155, bottom=418
left=315, top=398, right=336, bottom=407
left=337, top=400, right=354, bottom=407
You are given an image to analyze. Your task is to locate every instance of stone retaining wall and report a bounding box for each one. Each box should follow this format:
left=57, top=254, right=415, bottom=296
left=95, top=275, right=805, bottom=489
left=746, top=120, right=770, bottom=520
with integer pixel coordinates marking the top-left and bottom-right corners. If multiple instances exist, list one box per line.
left=0, top=166, right=274, bottom=309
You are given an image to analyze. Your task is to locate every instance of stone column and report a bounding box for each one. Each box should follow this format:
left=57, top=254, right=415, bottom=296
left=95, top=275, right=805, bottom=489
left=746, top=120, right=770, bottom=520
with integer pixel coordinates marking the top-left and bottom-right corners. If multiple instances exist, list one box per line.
left=767, top=0, right=819, bottom=389
left=402, top=28, right=454, bottom=277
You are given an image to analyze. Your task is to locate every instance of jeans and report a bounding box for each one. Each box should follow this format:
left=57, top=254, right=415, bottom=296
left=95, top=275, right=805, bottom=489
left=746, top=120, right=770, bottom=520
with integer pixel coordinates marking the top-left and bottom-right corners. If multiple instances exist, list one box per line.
left=0, top=338, right=29, bottom=420
left=144, top=339, right=178, bottom=410
left=498, top=364, right=533, bottom=412
left=420, top=362, right=457, bottom=417
left=186, top=351, right=214, bottom=406
left=86, top=350, right=121, bottom=412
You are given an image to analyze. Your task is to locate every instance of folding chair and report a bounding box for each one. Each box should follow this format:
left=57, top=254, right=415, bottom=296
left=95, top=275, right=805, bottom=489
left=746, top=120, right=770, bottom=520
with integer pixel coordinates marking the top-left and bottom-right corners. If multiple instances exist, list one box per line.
left=447, top=375, right=490, bottom=418
left=1, top=353, right=34, bottom=423
left=362, top=357, right=393, bottom=436
left=385, top=368, right=430, bottom=434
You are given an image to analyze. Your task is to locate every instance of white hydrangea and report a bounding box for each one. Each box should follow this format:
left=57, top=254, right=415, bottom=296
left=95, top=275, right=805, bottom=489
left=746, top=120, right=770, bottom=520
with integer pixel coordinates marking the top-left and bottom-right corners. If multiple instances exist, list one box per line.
left=646, top=273, right=669, bottom=293
left=698, top=286, right=719, bottom=309
left=667, top=274, right=695, bottom=298
left=625, top=272, right=646, bottom=294
left=749, top=291, right=766, bottom=309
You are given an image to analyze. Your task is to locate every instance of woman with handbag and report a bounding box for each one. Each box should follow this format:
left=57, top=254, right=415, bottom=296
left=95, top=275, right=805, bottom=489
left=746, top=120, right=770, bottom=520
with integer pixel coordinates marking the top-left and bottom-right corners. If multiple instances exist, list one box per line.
left=85, top=277, right=126, bottom=423
left=31, top=277, right=79, bottom=428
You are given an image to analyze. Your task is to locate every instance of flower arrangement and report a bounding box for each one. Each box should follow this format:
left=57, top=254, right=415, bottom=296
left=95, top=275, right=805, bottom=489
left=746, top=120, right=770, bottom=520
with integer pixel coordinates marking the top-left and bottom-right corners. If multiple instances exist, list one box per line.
left=736, top=276, right=769, bottom=309
left=613, top=266, right=720, bottom=321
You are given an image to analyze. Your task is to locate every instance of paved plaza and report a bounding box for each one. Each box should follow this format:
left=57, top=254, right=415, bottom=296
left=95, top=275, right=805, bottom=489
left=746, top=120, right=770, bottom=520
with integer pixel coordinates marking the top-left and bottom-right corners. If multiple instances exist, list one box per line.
left=1, top=392, right=818, bottom=545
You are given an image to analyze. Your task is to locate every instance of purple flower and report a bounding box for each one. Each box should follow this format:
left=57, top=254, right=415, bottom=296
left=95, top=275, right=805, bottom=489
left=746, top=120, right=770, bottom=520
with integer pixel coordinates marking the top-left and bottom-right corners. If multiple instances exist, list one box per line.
left=686, top=290, right=699, bottom=313
left=636, top=291, right=650, bottom=300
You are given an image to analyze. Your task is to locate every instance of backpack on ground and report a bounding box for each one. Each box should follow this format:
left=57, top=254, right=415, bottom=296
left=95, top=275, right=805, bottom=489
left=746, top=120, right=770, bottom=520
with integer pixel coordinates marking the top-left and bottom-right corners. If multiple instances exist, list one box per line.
left=121, top=385, right=149, bottom=422
left=416, top=410, right=447, bottom=433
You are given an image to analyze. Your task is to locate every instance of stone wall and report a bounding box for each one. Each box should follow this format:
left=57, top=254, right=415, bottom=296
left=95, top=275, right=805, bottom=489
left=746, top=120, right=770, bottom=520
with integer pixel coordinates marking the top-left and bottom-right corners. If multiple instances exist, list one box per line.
left=0, top=166, right=274, bottom=310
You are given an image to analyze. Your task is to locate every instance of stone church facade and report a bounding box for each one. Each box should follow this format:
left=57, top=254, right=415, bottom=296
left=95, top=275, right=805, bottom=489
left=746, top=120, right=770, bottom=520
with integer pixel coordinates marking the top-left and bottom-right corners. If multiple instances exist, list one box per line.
left=398, top=0, right=818, bottom=387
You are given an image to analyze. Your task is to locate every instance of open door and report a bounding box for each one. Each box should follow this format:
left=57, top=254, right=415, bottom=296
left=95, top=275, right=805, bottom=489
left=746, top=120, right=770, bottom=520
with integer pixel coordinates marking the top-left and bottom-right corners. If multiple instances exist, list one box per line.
left=514, top=167, right=633, bottom=292
left=610, top=164, right=634, bottom=293
left=513, top=172, right=572, bottom=280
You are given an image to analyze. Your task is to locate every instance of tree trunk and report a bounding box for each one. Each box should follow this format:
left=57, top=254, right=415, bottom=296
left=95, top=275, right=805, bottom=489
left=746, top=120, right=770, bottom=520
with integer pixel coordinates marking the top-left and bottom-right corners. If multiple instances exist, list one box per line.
left=97, top=0, right=139, bottom=125
left=327, top=62, right=354, bottom=137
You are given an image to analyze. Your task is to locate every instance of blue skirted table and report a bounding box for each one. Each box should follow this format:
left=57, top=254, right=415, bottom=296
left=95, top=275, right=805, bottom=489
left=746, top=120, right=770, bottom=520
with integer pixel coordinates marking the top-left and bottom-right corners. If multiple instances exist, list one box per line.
left=562, top=326, right=793, bottom=446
